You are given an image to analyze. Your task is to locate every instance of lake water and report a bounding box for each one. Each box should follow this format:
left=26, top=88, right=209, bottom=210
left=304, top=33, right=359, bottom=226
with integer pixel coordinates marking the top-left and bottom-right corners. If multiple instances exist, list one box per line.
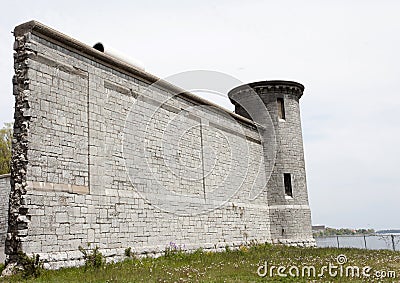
left=315, top=235, right=400, bottom=251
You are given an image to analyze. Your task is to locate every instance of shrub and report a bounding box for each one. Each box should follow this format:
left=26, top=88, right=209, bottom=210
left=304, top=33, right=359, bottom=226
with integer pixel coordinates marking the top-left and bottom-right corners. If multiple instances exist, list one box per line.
left=17, top=251, right=43, bottom=278
left=78, top=245, right=105, bottom=270
left=124, top=247, right=132, bottom=258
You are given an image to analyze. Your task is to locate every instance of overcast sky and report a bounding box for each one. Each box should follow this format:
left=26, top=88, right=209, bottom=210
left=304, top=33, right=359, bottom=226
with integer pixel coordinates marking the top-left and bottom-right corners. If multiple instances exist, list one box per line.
left=1, top=0, right=399, bottom=230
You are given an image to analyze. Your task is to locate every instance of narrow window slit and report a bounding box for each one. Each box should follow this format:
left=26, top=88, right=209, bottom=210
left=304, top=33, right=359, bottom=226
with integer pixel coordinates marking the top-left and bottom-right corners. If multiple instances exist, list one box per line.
left=277, top=97, right=285, bottom=120
left=284, top=173, right=292, bottom=197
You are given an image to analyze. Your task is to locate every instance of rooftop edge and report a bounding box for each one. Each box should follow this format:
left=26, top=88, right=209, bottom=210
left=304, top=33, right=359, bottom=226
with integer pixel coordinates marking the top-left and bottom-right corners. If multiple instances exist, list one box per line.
left=228, top=80, right=305, bottom=99
left=13, top=20, right=257, bottom=127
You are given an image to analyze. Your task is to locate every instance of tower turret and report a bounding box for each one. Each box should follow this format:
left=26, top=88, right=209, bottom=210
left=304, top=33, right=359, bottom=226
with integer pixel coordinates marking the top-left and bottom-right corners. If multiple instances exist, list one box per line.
left=228, top=80, right=314, bottom=245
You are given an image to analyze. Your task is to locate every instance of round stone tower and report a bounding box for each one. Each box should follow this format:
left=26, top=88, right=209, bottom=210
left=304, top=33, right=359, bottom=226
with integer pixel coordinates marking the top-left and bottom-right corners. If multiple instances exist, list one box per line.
left=228, top=80, right=314, bottom=246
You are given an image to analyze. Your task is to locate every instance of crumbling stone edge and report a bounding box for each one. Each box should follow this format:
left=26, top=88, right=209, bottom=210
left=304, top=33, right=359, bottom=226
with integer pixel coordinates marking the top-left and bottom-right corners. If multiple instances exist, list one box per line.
left=2, top=33, right=33, bottom=276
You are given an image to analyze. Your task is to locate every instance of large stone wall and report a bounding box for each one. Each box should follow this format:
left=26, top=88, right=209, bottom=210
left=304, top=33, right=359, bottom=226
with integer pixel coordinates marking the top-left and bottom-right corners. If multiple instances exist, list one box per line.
left=5, top=21, right=314, bottom=269
left=0, top=174, right=10, bottom=263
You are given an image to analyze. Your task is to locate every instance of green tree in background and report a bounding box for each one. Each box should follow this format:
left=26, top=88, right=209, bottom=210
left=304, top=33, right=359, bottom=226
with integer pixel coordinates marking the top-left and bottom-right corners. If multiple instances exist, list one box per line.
left=0, top=122, right=13, bottom=175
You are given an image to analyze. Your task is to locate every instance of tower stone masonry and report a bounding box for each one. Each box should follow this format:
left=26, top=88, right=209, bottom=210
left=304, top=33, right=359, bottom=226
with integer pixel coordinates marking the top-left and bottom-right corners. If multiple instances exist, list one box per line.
left=229, top=81, right=313, bottom=242
left=0, top=20, right=314, bottom=269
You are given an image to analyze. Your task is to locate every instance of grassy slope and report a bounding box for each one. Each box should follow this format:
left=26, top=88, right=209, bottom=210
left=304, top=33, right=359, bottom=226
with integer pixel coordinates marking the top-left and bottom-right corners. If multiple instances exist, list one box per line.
left=1, top=244, right=399, bottom=282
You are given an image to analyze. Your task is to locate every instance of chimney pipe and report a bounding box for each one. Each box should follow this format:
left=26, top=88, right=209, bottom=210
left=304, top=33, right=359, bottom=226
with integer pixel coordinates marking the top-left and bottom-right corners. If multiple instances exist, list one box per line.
left=93, top=42, right=145, bottom=71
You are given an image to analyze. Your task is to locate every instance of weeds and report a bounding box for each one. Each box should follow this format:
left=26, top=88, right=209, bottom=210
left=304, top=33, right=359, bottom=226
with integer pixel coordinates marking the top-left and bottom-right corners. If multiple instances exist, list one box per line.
left=164, top=242, right=185, bottom=259
left=225, top=245, right=231, bottom=253
left=0, top=244, right=399, bottom=282
left=78, top=244, right=105, bottom=270
left=124, top=247, right=132, bottom=258
left=17, top=251, right=43, bottom=278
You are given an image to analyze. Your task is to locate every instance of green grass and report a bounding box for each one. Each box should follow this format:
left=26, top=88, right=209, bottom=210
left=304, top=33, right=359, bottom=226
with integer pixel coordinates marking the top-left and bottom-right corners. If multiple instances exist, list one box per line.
left=1, top=244, right=399, bottom=282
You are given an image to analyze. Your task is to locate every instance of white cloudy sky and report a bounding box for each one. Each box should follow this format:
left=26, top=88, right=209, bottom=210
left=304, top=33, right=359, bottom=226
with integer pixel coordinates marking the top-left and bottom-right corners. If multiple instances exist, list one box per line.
left=1, top=0, right=399, bottom=230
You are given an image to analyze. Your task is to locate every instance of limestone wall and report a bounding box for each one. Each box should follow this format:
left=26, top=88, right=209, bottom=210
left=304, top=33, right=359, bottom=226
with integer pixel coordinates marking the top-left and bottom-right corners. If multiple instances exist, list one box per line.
left=0, top=174, right=10, bottom=263
left=7, top=21, right=280, bottom=269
